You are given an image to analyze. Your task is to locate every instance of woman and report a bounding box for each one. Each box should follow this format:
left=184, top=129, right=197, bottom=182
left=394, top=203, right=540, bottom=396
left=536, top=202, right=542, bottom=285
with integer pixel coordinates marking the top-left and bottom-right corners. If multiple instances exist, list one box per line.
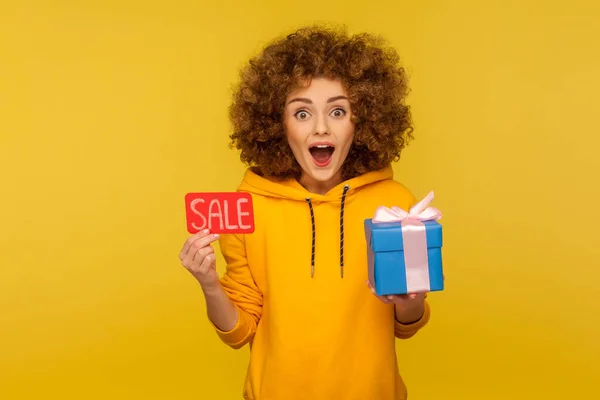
left=179, top=26, right=431, bottom=400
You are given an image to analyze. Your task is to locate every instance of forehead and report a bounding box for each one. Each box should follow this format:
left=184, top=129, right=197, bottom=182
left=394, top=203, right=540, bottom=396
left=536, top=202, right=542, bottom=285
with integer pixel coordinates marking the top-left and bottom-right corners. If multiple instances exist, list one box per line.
left=286, top=77, right=347, bottom=100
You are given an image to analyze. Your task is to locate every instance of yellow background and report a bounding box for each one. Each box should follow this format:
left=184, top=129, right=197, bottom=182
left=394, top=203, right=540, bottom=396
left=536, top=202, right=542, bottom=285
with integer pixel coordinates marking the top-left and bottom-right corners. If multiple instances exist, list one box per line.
left=1, top=0, right=599, bottom=398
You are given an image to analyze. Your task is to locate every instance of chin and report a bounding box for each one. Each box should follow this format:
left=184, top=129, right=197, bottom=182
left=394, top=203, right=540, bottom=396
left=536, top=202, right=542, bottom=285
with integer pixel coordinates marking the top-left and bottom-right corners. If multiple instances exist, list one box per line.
left=297, top=145, right=347, bottom=187
left=304, top=163, right=342, bottom=183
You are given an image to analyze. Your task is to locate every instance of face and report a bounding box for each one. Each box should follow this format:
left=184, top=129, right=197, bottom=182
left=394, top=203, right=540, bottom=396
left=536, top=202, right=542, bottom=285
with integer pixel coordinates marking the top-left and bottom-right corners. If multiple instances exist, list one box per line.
left=283, top=77, right=355, bottom=194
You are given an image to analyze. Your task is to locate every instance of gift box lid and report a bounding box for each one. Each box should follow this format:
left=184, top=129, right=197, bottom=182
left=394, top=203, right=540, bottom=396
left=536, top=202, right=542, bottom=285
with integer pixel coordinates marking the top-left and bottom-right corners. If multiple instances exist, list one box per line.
left=364, top=219, right=442, bottom=252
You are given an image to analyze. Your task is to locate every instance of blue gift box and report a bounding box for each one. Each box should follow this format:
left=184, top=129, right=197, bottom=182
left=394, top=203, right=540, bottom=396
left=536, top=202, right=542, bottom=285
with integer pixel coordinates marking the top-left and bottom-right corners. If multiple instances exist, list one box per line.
left=364, top=219, right=444, bottom=296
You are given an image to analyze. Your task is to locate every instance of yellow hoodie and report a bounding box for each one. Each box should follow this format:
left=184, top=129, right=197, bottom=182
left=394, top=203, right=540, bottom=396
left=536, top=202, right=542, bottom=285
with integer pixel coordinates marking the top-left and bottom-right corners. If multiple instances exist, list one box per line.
left=215, top=165, right=431, bottom=400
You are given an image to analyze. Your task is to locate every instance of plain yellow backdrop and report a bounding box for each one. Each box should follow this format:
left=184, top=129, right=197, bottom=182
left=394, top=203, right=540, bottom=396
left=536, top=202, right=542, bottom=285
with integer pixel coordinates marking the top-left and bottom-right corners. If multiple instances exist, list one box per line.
left=1, top=0, right=599, bottom=399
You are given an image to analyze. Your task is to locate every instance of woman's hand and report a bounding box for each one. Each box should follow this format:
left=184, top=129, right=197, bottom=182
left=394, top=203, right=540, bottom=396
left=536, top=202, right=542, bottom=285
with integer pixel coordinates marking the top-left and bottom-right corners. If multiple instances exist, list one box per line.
left=179, top=229, right=221, bottom=291
left=179, top=229, right=240, bottom=332
left=366, top=280, right=426, bottom=324
left=366, top=280, right=425, bottom=304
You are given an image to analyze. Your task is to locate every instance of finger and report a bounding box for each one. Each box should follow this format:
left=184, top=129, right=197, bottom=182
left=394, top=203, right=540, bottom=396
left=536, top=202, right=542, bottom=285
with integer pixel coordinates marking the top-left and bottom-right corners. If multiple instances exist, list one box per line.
left=382, top=294, right=416, bottom=305
left=180, top=229, right=212, bottom=258
left=190, top=233, right=220, bottom=253
left=189, top=246, right=215, bottom=270
left=373, top=292, right=391, bottom=303
left=366, top=282, right=393, bottom=304
left=183, top=234, right=220, bottom=265
left=366, top=280, right=377, bottom=296
left=182, top=229, right=210, bottom=254
left=197, top=252, right=216, bottom=275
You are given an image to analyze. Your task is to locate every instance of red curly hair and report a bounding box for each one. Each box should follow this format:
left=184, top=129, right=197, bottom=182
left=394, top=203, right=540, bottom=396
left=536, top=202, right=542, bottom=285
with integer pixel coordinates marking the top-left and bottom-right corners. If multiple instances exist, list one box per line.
left=228, top=25, right=414, bottom=180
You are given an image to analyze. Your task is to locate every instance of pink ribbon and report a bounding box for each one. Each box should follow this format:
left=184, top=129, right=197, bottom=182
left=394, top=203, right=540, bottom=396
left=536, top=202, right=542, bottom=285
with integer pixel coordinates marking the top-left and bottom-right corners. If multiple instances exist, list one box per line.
left=372, top=191, right=442, bottom=293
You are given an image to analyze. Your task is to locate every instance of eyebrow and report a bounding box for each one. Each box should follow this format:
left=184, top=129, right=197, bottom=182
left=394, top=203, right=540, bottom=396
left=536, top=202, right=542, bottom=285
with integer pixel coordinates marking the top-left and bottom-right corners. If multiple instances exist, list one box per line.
left=286, top=95, right=349, bottom=105
left=326, top=95, right=348, bottom=103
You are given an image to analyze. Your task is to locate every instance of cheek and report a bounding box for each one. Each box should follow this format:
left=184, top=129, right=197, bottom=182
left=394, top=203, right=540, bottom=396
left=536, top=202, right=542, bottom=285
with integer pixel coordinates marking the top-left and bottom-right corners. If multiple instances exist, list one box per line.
left=284, top=123, right=306, bottom=153
left=340, top=123, right=355, bottom=149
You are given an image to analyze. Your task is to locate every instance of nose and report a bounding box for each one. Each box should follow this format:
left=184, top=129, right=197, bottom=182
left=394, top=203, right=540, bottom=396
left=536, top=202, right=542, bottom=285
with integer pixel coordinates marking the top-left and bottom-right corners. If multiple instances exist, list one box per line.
left=314, top=113, right=329, bottom=136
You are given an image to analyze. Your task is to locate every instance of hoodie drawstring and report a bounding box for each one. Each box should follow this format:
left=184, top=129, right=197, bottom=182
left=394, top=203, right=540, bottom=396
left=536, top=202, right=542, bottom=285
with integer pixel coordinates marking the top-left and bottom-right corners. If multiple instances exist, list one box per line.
left=305, top=184, right=350, bottom=278
left=305, top=197, right=316, bottom=278
left=339, top=185, right=350, bottom=278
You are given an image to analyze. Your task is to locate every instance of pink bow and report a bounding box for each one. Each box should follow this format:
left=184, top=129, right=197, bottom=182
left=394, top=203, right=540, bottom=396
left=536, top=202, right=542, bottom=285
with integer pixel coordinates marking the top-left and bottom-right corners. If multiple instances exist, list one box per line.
left=372, top=191, right=442, bottom=223
left=372, top=191, right=441, bottom=293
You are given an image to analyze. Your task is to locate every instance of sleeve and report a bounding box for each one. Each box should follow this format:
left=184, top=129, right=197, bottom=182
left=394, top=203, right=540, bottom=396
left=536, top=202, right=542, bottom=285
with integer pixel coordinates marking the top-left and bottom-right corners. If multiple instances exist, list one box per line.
left=211, top=233, right=263, bottom=349
left=394, top=298, right=431, bottom=339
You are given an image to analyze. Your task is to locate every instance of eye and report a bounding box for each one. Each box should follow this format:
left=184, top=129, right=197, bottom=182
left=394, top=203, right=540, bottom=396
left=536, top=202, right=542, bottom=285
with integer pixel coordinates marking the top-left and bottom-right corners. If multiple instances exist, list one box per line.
left=330, top=108, right=347, bottom=118
left=294, top=110, right=311, bottom=120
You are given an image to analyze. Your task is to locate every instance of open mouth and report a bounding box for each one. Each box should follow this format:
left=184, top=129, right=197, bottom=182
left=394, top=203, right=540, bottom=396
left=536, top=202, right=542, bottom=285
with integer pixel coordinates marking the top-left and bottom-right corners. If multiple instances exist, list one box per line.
left=309, top=142, right=335, bottom=167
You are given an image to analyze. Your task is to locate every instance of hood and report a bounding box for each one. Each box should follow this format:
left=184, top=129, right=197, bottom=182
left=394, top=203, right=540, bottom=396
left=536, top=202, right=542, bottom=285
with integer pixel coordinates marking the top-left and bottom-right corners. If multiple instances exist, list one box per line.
left=238, top=165, right=393, bottom=202
left=237, top=165, right=394, bottom=278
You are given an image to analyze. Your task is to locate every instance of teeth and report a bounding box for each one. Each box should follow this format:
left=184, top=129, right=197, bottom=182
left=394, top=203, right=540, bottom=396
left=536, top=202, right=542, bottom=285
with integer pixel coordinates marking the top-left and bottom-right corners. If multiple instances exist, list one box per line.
left=314, top=145, right=331, bottom=148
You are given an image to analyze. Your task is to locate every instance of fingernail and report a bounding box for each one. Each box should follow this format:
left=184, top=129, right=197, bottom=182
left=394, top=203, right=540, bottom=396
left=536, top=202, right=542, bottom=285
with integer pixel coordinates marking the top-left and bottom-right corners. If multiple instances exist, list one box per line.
left=214, top=233, right=219, bottom=238
left=387, top=296, right=393, bottom=300
left=203, top=229, right=209, bottom=233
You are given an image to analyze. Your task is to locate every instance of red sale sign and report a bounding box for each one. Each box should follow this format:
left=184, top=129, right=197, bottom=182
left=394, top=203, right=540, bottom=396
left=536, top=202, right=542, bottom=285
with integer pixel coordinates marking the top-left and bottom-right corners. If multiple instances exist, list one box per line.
left=184, top=192, right=255, bottom=234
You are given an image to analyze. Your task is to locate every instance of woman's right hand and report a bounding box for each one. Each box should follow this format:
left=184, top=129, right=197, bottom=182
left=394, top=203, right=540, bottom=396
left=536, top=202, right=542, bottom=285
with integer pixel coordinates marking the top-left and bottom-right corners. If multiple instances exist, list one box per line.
left=179, top=229, right=221, bottom=291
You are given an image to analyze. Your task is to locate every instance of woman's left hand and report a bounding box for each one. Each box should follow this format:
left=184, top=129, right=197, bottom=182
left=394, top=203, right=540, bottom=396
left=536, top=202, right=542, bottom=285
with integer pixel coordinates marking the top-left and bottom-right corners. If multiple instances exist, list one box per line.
left=367, top=280, right=427, bottom=324
left=366, top=280, right=425, bottom=305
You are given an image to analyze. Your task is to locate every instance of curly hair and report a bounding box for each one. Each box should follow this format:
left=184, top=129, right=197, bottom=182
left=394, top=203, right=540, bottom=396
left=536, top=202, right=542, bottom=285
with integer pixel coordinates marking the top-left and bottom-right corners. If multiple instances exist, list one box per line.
left=228, top=25, right=414, bottom=180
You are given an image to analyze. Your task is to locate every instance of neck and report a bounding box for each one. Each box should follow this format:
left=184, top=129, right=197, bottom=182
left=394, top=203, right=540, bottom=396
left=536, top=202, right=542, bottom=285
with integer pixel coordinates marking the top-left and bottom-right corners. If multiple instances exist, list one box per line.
left=299, top=172, right=343, bottom=195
